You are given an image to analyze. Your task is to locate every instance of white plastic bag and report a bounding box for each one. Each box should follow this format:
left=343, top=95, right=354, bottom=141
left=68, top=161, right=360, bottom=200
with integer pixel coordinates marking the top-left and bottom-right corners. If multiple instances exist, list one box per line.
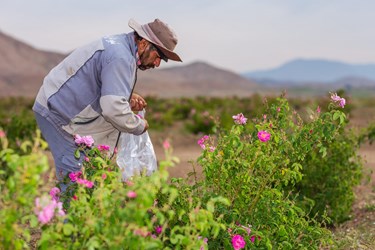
left=116, top=110, right=157, bottom=181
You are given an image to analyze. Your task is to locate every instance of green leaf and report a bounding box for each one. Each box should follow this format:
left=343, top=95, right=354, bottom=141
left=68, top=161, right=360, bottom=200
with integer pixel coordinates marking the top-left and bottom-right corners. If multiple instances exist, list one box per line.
left=74, top=149, right=80, bottom=159
left=63, top=223, right=75, bottom=236
left=333, top=111, right=341, bottom=121
left=86, top=236, right=100, bottom=250
left=29, top=215, right=38, bottom=228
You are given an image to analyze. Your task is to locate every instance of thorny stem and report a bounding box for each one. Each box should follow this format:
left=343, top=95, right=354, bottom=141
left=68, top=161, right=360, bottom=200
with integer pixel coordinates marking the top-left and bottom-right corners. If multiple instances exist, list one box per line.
left=248, top=166, right=279, bottom=213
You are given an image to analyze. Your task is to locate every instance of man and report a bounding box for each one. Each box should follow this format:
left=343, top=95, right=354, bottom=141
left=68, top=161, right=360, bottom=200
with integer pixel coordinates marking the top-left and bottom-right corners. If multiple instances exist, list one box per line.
left=33, top=18, right=182, bottom=184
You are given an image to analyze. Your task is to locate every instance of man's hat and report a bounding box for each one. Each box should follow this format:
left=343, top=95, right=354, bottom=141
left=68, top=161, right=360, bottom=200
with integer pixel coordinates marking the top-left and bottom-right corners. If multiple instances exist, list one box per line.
left=128, top=18, right=182, bottom=62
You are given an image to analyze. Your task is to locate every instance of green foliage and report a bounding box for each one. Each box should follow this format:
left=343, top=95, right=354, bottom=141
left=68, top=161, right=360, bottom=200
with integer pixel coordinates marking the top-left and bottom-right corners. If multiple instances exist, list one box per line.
left=37, top=142, right=227, bottom=250
left=193, top=96, right=341, bottom=248
left=0, top=93, right=370, bottom=249
left=0, top=131, right=49, bottom=249
left=0, top=97, right=37, bottom=151
left=296, top=129, right=363, bottom=223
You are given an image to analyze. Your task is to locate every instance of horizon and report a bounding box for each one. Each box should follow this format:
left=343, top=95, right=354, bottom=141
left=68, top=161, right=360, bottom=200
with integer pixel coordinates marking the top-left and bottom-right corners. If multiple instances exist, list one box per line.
left=1, top=0, right=375, bottom=73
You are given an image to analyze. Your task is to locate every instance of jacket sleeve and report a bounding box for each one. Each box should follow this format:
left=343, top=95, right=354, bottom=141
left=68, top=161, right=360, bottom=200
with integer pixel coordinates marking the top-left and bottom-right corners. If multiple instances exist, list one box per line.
left=99, top=57, right=145, bottom=135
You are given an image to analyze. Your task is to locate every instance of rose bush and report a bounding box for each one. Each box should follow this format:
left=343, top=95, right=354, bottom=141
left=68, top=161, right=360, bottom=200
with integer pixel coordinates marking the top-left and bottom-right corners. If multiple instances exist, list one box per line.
left=0, top=92, right=369, bottom=249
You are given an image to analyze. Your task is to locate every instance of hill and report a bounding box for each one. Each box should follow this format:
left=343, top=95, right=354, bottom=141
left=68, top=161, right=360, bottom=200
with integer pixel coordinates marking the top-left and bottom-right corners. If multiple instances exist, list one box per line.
left=136, top=62, right=259, bottom=97
left=0, top=30, right=258, bottom=98
left=0, top=30, right=65, bottom=97
left=244, top=59, right=375, bottom=84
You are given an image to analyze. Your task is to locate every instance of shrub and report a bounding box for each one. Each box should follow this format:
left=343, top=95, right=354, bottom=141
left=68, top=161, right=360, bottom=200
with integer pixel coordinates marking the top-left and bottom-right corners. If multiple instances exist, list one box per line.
left=0, top=92, right=366, bottom=249
left=36, top=137, right=228, bottom=250
left=0, top=131, right=49, bottom=249
left=193, top=94, right=355, bottom=248
left=296, top=129, right=363, bottom=223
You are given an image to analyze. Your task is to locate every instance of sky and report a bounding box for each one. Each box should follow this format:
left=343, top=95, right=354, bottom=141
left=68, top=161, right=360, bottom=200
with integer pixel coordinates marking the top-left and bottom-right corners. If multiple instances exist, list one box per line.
left=1, top=0, right=375, bottom=73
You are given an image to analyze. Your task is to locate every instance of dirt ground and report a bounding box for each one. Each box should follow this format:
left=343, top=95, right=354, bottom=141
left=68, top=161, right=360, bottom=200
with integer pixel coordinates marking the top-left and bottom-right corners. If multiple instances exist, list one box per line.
left=332, top=106, right=375, bottom=248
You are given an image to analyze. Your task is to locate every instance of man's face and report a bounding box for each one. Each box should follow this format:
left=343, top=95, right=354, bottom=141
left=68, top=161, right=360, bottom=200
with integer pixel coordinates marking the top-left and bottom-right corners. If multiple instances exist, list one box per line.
left=138, top=42, right=163, bottom=71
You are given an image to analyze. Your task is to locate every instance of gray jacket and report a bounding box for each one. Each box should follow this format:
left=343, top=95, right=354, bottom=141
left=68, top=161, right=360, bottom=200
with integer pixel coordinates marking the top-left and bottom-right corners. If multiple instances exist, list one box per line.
left=33, top=32, right=146, bottom=150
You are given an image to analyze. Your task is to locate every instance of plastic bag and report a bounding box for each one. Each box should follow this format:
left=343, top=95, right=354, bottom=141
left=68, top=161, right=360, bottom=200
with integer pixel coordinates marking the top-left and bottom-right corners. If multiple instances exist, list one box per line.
left=116, top=110, right=157, bottom=180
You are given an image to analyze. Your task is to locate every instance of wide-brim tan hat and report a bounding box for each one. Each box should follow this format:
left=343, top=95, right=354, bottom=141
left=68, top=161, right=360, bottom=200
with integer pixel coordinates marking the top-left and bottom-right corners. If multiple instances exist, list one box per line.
left=129, top=18, right=182, bottom=62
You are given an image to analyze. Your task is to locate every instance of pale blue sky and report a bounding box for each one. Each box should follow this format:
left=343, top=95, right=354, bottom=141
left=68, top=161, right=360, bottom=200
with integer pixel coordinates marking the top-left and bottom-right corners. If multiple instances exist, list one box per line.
left=1, top=0, right=374, bottom=73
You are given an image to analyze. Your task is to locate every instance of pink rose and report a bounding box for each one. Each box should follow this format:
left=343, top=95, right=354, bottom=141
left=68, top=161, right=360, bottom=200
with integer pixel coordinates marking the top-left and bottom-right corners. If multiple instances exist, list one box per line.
left=74, top=134, right=94, bottom=147
left=257, top=130, right=271, bottom=142
left=232, top=113, right=248, bottom=125
left=49, top=187, right=60, bottom=201
left=127, top=191, right=137, bottom=198
left=155, top=226, right=163, bottom=234
left=68, top=171, right=82, bottom=182
left=97, top=144, right=110, bottom=151
left=231, top=234, right=246, bottom=250
left=163, top=140, right=170, bottom=150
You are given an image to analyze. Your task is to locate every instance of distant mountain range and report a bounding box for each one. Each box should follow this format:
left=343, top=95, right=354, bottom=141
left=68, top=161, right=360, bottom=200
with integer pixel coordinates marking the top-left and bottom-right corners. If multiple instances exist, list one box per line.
left=0, top=30, right=258, bottom=98
left=243, top=59, right=375, bottom=87
left=1, top=29, right=374, bottom=98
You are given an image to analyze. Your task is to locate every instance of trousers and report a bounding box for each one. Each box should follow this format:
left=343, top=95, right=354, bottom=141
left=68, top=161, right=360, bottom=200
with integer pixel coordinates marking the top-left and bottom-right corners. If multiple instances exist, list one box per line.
left=34, top=112, right=83, bottom=192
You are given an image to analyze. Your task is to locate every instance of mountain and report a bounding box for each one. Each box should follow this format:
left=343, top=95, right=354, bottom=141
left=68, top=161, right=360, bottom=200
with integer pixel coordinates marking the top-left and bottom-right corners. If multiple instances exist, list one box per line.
left=244, top=59, right=375, bottom=84
left=0, top=30, right=258, bottom=98
left=0, top=30, right=66, bottom=97
left=136, top=62, right=259, bottom=97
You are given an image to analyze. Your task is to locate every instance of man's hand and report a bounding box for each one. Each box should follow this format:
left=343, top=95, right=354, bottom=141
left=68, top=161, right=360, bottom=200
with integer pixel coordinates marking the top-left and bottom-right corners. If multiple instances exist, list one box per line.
left=130, top=93, right=147, bottom=111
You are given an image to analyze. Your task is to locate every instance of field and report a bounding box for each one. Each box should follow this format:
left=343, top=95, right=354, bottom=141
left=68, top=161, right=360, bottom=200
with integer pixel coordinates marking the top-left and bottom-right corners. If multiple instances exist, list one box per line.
left=1, top=94, right=375, bottom=249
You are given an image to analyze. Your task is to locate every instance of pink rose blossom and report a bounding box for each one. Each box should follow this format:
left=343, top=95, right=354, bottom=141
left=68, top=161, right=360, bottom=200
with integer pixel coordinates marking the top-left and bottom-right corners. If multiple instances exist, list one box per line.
left=77, top=178, right=94, bottom=188
left=84, top=156, right=90, bottom=162
left=0, top=130, right=5, bottom=138
left=102, top=173, right=107, bottom=180
left=197, top=135, right=210, bottom=149
left=155, top=226, right=163, bottom=234
left=198, top=236, right=208, bottom=250
left=49, top=187, right=60, bottom=201
left=241, top=225, right=252, bottom=235
left=250, top=236, right=256, bottom=243
left=277, top=107, right=281, bottom=112
left=231, top=234, right=246, bottom=250
left=163, top=140, right=170, bottom=150
left=330, top=93, right=346, bottom=108
left=127, top=191, right=137, bottom=198
left=97, top=144, right=110, bottom=151
left=37, top=203, right=56, bottom=224
left=257, top=131, right=271, bottom=142
left=316, top=106, right=321, bottom=113
left=339, top=98, right=346, bottom=108
left=330, top=93, right=341, bottom=102
left=34, top=196, right=65, bottom=225
left=74, top=134, right=94, bottom=147
left=72, top=195, right=78, bottom=200
left=232, top=113, right=248, bottom=125
left=55, top=201, right=65, bottom=216
left=232, top=113, right=247, bottom=125
left=68, top=171, right=82, bottom=182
